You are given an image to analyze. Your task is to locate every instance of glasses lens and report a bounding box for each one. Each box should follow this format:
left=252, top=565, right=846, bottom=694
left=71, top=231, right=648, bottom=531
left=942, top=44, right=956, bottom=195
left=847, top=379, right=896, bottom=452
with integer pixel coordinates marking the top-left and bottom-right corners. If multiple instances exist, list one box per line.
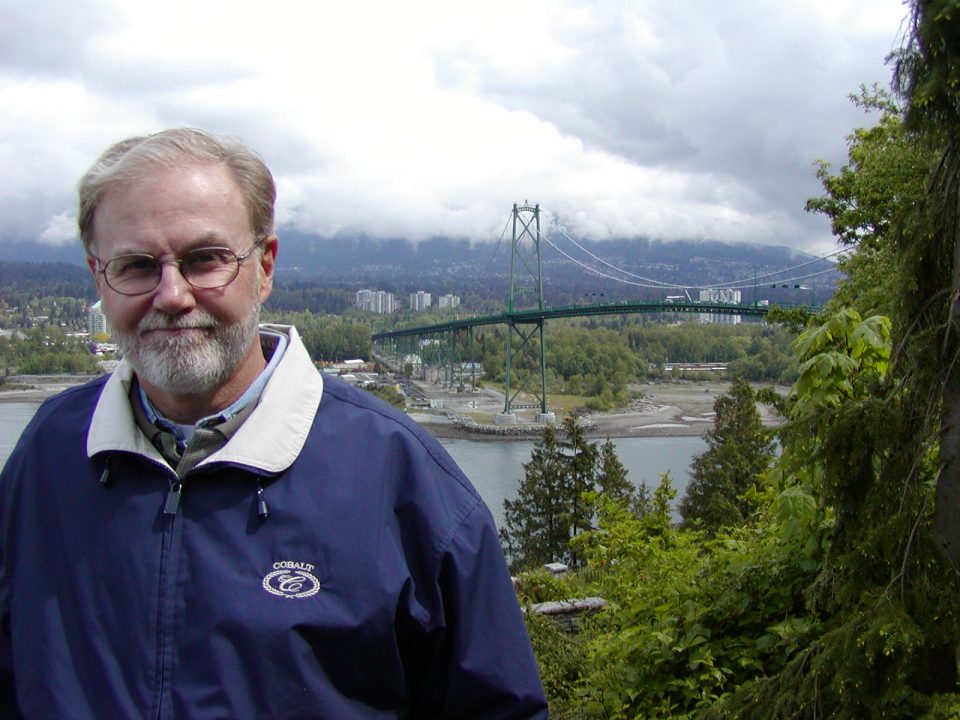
left=181, top=247, right=240, bottom=289
left=104, top=255, right=160, bottom=294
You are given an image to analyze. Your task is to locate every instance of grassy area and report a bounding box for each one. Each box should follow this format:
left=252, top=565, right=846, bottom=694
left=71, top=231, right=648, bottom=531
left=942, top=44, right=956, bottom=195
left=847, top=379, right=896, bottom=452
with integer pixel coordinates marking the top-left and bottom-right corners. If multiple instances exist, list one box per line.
left=474, top=383, right=590, bottom=420
left=545, top=393, right=590, bottom=416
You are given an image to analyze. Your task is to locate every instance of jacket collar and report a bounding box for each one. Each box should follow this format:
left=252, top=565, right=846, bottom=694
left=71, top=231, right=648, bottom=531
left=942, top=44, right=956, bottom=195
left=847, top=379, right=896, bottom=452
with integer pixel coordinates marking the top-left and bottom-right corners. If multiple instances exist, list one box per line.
left=87, top=324, right=324, bottom=474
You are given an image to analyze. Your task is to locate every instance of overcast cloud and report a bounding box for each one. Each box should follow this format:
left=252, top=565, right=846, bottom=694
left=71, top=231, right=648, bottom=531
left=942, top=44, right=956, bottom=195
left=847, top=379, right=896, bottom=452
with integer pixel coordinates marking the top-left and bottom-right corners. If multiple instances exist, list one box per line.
left=0, top=0, right=907, bottom=255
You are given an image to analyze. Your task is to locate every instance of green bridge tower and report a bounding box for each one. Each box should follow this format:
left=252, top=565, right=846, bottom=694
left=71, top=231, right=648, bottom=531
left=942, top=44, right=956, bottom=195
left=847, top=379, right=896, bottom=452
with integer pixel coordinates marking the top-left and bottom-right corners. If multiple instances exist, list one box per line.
left=498, top=203, right=555, bottom=425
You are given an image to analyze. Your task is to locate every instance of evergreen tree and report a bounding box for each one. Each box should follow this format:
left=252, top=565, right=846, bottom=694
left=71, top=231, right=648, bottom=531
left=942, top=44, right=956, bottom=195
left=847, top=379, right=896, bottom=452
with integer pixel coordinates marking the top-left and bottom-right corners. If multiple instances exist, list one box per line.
left=897, top=0, right=960, bottom=567
left=500, top=425, right=571, bottom=570
left=679, top=377, right=774, bottom=533
left=597, top=437, right=645, bottom=515
left=557, top=414, right=598, bottom=551
left=500, top=416, right=638, bottom=571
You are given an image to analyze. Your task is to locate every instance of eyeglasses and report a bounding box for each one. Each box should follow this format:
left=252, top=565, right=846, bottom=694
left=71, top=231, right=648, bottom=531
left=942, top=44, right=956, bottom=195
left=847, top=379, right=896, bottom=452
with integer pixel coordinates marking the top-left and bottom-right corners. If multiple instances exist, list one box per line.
left=96, top=241, right=263, bottom=296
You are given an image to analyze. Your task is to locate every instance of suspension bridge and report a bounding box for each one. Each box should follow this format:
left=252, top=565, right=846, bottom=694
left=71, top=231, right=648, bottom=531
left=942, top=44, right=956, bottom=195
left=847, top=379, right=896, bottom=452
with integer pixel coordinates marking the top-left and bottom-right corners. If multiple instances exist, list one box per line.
left=372, top=203, right=832, bottom=424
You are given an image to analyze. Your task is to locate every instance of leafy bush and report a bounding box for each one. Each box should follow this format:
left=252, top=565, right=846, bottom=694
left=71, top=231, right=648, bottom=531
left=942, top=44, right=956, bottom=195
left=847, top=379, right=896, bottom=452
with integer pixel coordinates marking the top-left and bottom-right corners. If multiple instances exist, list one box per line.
left=524, top=611, right=596, bottom=719
left=514, top=569, right=573, bottom=605
left=564, top=480, right=820, bottom=720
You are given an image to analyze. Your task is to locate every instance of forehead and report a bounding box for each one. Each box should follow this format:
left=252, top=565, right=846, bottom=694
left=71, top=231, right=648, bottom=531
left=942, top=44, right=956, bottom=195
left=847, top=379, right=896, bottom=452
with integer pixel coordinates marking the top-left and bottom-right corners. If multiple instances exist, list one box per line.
left=92, top=161, right=250, bottom=256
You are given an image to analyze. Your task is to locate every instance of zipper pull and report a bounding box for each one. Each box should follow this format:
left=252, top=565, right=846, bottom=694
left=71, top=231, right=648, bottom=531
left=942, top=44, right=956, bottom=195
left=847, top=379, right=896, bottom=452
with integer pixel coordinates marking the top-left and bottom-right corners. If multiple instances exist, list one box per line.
left=257, top=485, right=270, bottom=518
left=99, top=457, right=112, bottom=487
left=164, top=481, right=182, bottom=515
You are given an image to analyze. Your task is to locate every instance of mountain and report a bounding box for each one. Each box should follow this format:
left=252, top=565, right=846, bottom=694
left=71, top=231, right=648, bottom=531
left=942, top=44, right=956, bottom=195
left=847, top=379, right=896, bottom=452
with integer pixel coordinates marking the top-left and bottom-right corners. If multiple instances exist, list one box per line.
left=272, top=232, right=839, bottom=307
left=0, top=261, right=95, bottom=300
left=0, top=241, right=88, bottom=266
left=0, top=233, right=840, bottom=310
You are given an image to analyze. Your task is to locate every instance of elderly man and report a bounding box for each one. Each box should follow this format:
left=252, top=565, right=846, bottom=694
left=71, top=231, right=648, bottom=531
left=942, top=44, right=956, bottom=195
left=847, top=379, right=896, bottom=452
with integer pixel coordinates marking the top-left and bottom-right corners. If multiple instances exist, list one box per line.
left=0, top=129, right=547, bottom=719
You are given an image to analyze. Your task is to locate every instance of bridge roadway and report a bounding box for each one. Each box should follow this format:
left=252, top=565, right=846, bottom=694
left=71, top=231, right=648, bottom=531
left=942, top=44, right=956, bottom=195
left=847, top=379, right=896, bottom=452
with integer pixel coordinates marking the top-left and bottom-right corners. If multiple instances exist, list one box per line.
left=371, top=299, right=773, bottom=341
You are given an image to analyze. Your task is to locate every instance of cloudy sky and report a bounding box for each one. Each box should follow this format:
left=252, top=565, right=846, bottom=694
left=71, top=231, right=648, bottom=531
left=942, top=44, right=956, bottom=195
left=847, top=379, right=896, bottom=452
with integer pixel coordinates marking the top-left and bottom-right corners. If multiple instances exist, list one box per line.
left=1, top=0, right=907, bottom=256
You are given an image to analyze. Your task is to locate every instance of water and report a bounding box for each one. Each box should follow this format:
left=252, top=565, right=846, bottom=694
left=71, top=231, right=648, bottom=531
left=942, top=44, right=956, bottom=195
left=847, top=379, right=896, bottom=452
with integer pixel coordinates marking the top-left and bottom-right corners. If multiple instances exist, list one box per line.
left=441, top=435, right=704, bottom=527
left=0, top=404, right=39, bottom=468
left=0, top=403, right=704, bottom=527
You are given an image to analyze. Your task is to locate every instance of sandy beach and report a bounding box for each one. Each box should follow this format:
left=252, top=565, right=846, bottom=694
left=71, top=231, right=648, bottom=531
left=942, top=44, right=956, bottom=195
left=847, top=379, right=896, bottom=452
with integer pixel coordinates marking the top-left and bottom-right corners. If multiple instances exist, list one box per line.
left=0, top=375, right=98, bottom=404
left=406, top=378, right=786, bottom=439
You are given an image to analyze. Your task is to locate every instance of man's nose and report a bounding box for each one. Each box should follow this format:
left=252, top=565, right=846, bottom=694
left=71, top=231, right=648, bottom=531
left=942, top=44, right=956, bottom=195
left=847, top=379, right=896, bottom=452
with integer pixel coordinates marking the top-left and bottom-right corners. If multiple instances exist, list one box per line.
left=151, top=262, right=197, bottom=313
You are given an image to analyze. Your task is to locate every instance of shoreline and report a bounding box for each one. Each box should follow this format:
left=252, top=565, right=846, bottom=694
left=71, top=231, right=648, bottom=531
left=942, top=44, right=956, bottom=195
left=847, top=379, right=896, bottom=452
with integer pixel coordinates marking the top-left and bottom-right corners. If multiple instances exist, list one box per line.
left=416, top=420, right=715, bottom=441
left=408, top=408, right=727, bottom=440
left=0, top=375, right=100, bottom=404
left=0, top=375, right=785, bottom=441
left=406, top=377, right=785, bottom=441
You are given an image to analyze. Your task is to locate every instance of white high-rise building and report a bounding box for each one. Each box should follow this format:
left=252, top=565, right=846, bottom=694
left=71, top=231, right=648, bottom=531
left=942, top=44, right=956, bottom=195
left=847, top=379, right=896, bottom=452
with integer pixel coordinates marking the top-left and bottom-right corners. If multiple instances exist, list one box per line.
left=699, top=288, right=741, bottom=304
left=375, top=292, right=397, bottom=314
left=87, top=300, right=109, bottom=336
left=437, top=294, right=460, bottom=309
left=409, top=291, right=432, bottom=311
left=355, top=289, right=375, bottom=312
left=698, top=288, right=741, bottom=325
left=355, top=289, right=397, bottom=314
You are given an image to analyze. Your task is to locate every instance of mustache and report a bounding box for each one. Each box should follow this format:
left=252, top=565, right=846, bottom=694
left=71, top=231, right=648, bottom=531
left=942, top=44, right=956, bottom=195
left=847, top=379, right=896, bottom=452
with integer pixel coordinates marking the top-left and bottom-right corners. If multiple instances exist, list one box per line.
left=137, top=311, right=218, bottom=333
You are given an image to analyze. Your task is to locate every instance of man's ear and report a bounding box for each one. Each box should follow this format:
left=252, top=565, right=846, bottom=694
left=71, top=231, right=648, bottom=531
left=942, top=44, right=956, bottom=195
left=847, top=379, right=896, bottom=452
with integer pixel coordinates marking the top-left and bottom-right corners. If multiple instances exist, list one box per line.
left=86, top=253, right=105, bottom=295
left=258, top=235, right=278, bottom=302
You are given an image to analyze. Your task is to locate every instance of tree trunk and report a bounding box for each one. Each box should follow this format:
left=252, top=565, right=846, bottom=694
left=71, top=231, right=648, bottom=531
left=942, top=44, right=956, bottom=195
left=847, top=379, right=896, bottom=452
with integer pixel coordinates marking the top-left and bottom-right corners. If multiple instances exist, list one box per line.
left=935, top=145, right=960, bottom=567
left=938, top=374, right=960, bottom=566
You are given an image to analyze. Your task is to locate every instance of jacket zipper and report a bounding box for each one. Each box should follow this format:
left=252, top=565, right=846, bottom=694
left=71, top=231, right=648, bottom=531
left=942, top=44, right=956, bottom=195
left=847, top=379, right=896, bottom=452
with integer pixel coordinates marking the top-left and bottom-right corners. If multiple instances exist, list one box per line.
left=155, top=477, right=183, bottom=720
left=164, top=480, right=182, bottom=515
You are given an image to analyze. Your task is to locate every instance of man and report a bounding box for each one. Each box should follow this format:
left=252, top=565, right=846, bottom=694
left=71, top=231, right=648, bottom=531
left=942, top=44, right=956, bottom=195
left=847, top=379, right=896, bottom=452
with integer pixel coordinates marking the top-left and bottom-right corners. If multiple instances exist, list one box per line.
left=0, top=129, right=547, bottom=718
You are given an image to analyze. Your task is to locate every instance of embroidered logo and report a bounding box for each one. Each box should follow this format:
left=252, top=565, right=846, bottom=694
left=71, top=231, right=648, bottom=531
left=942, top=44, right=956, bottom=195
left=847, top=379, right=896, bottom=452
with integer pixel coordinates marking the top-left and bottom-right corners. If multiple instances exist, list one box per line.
left=262, top=561, right=320, bottom=599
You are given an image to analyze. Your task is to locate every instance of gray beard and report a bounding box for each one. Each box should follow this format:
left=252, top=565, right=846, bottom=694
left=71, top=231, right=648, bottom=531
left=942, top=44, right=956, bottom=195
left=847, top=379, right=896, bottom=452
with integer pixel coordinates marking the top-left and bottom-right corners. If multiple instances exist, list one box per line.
left=115, top=305, right=261, bottom=396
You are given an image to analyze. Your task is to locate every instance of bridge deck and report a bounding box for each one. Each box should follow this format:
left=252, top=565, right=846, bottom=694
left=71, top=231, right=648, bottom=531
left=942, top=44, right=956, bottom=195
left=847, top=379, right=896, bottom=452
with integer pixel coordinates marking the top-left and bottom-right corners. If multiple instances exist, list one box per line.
left=372, top=299, right=793, bottom=341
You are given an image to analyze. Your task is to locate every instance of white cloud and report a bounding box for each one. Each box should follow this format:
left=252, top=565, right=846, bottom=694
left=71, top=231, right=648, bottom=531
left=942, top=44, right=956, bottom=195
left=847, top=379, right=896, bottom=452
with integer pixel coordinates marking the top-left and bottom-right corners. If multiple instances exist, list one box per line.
left=40, top=212, right=78, bottom=245
left=0, top=0, right=908, bottom=255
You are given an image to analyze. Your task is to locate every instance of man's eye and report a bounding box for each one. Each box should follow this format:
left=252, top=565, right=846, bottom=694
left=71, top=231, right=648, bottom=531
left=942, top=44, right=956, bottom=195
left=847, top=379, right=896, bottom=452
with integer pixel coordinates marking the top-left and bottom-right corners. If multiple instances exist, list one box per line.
left=114, top=257, right=157, bottom=275
left=185, top=249, right=232, bottom=269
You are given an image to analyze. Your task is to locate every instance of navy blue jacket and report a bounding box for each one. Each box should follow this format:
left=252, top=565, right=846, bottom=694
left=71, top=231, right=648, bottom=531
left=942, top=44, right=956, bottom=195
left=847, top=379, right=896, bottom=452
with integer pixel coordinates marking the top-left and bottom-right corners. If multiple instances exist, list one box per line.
left=0, top=327, right=547, bottom=719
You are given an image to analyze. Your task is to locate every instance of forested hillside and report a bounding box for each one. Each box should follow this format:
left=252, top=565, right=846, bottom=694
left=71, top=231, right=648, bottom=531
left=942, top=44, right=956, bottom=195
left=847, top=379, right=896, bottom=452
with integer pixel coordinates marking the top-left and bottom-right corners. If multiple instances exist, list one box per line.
left=0, top=233, right=838, bottom=314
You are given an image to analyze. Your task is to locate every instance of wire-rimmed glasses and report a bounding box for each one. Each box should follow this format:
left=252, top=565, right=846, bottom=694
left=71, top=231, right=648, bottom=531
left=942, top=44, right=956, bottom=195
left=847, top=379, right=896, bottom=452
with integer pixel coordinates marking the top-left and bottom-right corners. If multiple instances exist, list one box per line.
left=95, top=240, right=263, bottom=296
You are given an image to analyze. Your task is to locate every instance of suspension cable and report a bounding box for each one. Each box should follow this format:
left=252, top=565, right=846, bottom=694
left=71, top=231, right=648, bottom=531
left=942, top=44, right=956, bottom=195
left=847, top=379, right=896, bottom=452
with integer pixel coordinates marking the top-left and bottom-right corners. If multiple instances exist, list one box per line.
left=541, top=212, right=843, bottom=293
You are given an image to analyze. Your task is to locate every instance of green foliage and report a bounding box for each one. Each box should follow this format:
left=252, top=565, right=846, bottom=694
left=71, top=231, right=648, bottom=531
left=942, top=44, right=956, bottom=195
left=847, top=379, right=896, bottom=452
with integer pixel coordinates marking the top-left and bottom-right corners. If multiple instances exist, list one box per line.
left=526, top=304, right=959, bottom=718
left=805, top=87, right=936, bottom=318
left=896, top=0, right=960, bottom=134
left=625, top=320, right=798, bottom=385
left=0, top=262, right=95, bottom=331
left=474, top=319, right=798, bottom=409
left=501, top=424, right=575, bottom=570
left=17, top=352, right=97, bottom=374
left=806, top=88, right=933, bottom=250
left=548, top=325, right=644, bottom=401
left=598, top=438, right=647, bottom=515
left=563, top=476, right=820, bottom=720
left=265, top=281, right=355, bottom=315
left=524, top=611, right=595, bottom=718
left=679, top=378, right=775, bottom=533
left=473, top=328, right=506, bottom=382
left=724, top=303, right=960, bottom=717
left=0, top=326, right=98, bottom=374
left=789, top=309, right=891, bottom=413
left=753, top=29, right=960, bottom=708
left=764, top=306, right=812, bottom=335
left=361, top=383, right=405, bottom=409
left=500, top=416, right=643, bottom=572
left=262, top=309, right=371, bottom=361
left=514, top=569, right=574, bottom=605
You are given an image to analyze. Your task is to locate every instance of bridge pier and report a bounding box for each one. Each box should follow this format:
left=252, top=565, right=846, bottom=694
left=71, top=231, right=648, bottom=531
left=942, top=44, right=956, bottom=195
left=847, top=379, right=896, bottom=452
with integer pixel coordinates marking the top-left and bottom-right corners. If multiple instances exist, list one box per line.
left=495, top=412, right=518, bottom=425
